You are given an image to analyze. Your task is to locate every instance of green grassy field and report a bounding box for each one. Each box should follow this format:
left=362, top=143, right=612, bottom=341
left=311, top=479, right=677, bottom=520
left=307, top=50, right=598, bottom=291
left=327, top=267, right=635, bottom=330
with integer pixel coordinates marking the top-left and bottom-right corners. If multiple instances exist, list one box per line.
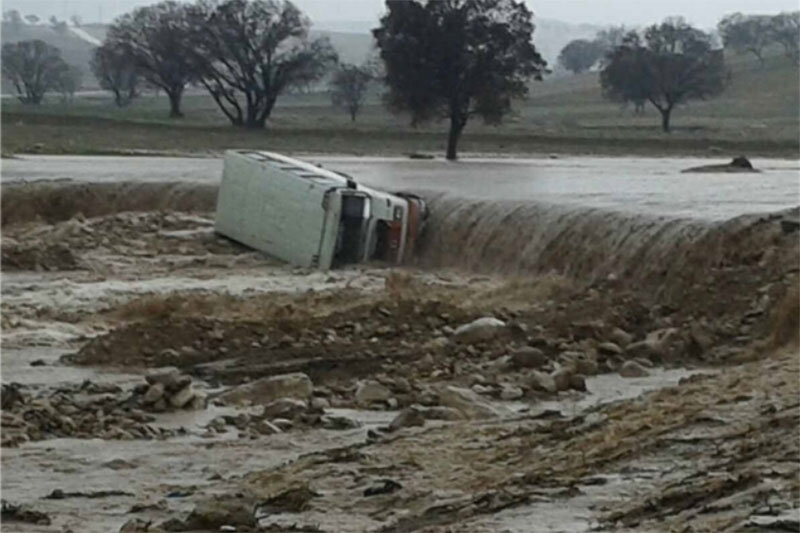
left=2, top=51, right=798, bottom=158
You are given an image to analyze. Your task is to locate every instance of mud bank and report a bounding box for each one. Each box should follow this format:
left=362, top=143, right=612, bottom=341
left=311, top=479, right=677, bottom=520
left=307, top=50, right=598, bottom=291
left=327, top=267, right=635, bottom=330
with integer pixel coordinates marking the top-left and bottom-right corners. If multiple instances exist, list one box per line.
left=1, top=181, right=218, bottom=226
left=2, top=179, right=798, bottom=532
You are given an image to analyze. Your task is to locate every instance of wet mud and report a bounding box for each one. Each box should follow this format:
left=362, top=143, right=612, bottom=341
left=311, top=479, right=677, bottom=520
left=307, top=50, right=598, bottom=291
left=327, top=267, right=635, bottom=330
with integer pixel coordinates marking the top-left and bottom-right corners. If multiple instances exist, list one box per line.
left=1, top=176, right=798, bottom=532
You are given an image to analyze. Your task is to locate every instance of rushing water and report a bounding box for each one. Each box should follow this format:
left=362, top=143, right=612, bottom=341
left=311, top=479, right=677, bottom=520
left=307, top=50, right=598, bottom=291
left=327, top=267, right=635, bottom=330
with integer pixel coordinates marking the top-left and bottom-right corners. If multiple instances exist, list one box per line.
left=3, top=155, right=798, bottom=219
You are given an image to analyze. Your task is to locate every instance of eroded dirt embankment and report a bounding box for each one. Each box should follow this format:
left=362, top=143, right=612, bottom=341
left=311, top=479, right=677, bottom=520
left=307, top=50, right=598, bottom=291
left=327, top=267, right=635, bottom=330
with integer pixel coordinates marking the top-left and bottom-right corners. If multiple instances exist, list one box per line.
left=1, top=181, right=218, bottom=226
left=2, top=180, right=798, bottom=532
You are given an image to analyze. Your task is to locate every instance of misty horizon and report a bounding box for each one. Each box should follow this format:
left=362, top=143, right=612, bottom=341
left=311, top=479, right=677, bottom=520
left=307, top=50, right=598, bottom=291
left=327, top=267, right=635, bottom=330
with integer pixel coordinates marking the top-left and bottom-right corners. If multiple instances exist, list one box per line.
left=3, top=0, right=799, bottom=31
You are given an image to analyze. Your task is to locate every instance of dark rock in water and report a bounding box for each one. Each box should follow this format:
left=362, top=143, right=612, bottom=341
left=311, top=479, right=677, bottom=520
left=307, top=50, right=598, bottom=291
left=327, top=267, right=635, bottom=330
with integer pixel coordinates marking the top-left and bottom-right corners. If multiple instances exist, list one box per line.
left=682, top=156, right=759, bottom=173
left=730, top=156, right=753, bottom=169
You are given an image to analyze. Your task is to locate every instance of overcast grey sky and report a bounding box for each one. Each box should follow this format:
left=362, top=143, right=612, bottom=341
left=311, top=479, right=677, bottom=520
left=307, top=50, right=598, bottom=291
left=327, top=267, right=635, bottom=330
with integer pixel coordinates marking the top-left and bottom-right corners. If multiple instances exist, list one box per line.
left=4, top=0, right=799, bottom=28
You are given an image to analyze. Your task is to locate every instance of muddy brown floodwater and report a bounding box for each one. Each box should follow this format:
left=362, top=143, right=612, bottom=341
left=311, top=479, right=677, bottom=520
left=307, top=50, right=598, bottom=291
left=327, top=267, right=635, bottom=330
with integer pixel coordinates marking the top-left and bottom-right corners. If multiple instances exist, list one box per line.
left=1, top=155, right=798, bottom=532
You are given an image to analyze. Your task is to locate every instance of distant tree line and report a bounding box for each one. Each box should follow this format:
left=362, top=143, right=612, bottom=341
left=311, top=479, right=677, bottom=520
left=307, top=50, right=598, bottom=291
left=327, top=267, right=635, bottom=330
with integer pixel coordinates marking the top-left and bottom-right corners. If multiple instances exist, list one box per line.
left=557, top=26, right=628, bottom=74
left=559, top=11, right=799, bottom=76
left=718, top=12, right=800, bottom=66
left=90, top=0, right=548, bottom=160
left=2, top=40, right=82, bottom=104
left=4, top=1, right=796, bottom=156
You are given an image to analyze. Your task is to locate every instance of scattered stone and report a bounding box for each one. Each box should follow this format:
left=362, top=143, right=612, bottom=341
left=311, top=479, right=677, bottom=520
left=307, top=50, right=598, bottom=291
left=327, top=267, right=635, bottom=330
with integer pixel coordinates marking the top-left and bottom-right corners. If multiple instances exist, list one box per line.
left=354, top=380, right=392, bottom=406
left=168, top=384, right=196, bottom=409
left=1, top=499, right=51, bottom=525
left=104, top=458, right=138, bottom=470
left=551, top=368, right=572, bottom=392
left=608, top=328, right=633, bottom=348
left=253, top=420, right=282, bottom=435
left=119, top=518, right=160, bottom=532
left=423, top=406, right=465, bottom=421
left=262, top=398, right=308, bottom=419
left=529, top=371, right=557, bottom=393
left=471, top=383, right=492, bottom=395
left=145, top=367, right=182, bottom=390
left=388, top=406, right=426, bottom=431
left=45, top=488, right=134, bottom=499
left=499, top=385, right=524, bottom=401
left=310, top=397, right=330, bottom=410
left=271, top=418, right=294, bottom=431
left=260, top=484, right=316, bottom=513
left=625, top=328, right=683, bottom=362
left=510, top=346, right=547, bottom=369
left=597, top=341, right=622, bottom=356
left=128, top=500, right=167, bottom=513
left=364, top=479, right=402, bottom=497
left=183, top=495, right=257, bottom=530
left=219, top=372, right=313, bottom=406
left=321, top=415, right=361, bottom=430
left=569, top=374, right=587, bottom=392
left=1, top=379, right=199, bottom=446
left=438, top=386, right=512, bottom=419
left=453, top=317, right=506, bottom=344
left=142, top=383, right=165, bottom=404
left=619, top=360, right=650, bottom=378
left=423, top=336, right=450, bottom=352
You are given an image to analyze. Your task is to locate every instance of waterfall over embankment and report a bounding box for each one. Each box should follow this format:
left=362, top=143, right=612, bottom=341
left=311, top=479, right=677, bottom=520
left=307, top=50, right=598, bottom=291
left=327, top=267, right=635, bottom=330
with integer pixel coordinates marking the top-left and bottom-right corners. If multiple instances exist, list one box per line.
left=412, top=193, right=799, bottom=304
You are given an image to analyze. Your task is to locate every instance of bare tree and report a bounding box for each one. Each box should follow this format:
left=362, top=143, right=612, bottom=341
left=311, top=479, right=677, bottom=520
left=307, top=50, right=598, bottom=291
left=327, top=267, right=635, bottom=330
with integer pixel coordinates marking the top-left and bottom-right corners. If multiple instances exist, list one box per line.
left=601, top=20, right=726, bottom=132
left=70, top=14, right=82, bottom=27
left=188, top=0, right=338, bottom=129
left=2, top=40, right=70, bottom=104
left=91, top=43, right=139, bottom=107
left=4, top=10, right=23, bottom=33
left=718, top=13, right=774, bottom=66
left=595, top=25, right=628, bottom=51
left=106, top=1, right=195, bottom=117
left=56, top=65, right=83, bottom=103
left=771, top=12, right=800, bottom=65
left=330, top=62, right=373, bottom=121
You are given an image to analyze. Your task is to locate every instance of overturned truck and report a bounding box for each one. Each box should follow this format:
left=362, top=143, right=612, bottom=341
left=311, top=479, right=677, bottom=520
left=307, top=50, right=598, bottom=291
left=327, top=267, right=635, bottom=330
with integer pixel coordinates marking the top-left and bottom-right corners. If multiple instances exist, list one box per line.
left=215, top=150, right=427, bottom=269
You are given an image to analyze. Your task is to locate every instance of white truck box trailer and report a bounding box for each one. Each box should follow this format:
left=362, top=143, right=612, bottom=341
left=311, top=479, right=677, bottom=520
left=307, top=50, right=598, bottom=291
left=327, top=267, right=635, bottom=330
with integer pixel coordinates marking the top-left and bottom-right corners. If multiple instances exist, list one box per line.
left=215, top=150, right=426, bottom=269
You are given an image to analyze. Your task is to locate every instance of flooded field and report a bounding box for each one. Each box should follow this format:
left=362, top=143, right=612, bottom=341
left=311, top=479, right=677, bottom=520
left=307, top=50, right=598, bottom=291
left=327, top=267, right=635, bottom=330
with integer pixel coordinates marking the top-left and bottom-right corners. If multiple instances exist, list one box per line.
left=1, top=155, right=798, bottom=532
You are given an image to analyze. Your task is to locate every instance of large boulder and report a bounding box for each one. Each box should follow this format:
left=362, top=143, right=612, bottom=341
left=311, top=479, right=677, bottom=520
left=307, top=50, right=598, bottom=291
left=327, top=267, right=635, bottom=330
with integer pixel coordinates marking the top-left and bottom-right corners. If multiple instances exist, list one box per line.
left=453, top=317, right=506, bottom=344
left=219, top=373, right=313, bottom=406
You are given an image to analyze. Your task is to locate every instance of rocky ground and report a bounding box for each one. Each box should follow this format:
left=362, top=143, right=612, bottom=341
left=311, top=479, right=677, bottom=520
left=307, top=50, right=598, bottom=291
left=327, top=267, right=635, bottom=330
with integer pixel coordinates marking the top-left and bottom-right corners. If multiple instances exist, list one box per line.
left=1, top=190, right=798, bottom=532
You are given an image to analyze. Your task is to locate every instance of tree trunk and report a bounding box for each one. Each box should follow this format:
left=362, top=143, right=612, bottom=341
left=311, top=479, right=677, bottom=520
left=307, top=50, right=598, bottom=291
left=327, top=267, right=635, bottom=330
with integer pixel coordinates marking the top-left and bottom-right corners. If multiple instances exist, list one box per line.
left=350, top=109, right=357, bottom=122
left=167, top=88, right=184, bottom=118
left=244, top=117, right=267, bottom=129
left=660, top=107, right=672, bottom=133
left=446, top=117, right=465, bottom=161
